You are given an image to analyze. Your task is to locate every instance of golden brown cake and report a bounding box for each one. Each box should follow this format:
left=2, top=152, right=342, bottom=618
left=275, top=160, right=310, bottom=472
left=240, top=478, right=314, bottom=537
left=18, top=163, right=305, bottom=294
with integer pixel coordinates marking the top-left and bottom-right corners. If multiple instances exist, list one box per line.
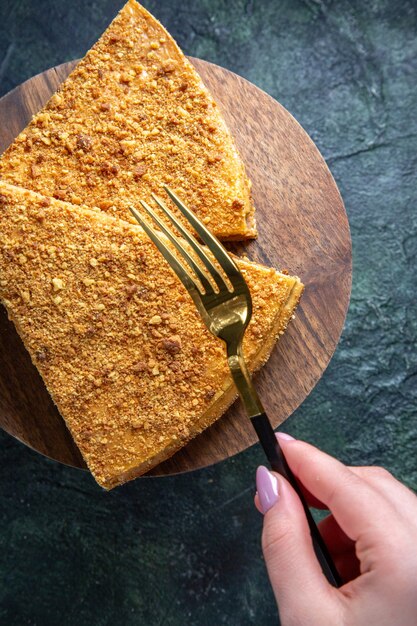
left=0, top=182, right=303, bottom=488
left=0, top=0, right=255, bottom=240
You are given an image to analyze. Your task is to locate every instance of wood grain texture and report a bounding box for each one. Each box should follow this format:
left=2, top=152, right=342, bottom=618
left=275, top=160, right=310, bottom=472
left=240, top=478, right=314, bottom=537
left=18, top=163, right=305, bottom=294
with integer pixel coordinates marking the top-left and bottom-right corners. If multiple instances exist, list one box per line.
left=0, top=59, right=352, bottom=477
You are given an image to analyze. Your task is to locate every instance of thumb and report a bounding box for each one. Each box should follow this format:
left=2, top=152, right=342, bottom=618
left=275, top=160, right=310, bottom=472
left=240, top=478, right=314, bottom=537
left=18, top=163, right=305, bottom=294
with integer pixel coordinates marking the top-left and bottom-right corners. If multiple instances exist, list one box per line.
left=256, top=466, right=339, bottom=624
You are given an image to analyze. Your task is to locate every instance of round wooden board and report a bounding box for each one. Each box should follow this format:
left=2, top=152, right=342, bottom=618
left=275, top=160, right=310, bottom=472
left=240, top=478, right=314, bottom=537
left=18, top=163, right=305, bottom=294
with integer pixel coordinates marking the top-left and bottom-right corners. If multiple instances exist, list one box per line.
left=0, top=59, right=351, bottom=477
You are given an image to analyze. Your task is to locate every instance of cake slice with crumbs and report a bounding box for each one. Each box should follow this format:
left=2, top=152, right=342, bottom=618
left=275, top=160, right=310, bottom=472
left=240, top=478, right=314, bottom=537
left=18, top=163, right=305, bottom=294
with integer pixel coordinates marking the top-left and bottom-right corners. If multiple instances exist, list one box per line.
left=0, top=182, right=303, bottom=488
left=0, top=0, right=256, bottom=240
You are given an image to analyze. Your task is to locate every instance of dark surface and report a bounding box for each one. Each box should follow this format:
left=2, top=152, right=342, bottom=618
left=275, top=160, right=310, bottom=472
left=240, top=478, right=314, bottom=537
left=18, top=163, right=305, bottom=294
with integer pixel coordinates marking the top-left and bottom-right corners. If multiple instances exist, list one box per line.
left=0, top=1, right=416, bottom=624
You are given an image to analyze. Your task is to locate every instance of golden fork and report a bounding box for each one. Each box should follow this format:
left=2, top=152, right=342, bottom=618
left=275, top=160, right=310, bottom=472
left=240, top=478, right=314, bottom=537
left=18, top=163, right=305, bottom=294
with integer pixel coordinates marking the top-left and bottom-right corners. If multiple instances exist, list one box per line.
left=129, top=186, right=341, bottom=587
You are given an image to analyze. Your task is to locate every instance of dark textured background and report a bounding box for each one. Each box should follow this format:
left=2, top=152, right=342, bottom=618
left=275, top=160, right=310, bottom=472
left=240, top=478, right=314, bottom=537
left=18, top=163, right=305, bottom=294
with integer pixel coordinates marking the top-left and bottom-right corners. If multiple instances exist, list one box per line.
left=0, top=1, right=416, bottom=624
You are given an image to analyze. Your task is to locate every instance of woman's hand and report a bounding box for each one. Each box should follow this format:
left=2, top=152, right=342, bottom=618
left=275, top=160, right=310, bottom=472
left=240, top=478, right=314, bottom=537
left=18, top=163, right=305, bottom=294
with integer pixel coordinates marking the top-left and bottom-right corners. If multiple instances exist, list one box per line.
left=254, top=434, right=417, bottom=626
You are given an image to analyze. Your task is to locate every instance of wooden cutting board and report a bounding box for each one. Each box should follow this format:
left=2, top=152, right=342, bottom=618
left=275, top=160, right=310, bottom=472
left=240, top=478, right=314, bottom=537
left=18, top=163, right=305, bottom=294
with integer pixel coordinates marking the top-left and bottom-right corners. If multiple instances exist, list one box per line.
left=0, top=59, right=352, bottom=477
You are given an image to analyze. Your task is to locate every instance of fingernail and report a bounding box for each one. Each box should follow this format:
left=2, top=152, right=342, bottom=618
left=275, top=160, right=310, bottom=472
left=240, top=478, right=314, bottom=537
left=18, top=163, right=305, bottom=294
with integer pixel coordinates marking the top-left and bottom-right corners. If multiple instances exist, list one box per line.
left=277, top=432, right=295, bottom=441
left=256, top=466, right=279, bottom=513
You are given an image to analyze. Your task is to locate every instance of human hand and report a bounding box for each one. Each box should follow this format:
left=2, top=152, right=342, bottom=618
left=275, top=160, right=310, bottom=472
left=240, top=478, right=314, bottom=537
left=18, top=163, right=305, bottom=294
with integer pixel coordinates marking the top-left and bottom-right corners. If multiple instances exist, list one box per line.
left=254, top=434, right=417, bottom=626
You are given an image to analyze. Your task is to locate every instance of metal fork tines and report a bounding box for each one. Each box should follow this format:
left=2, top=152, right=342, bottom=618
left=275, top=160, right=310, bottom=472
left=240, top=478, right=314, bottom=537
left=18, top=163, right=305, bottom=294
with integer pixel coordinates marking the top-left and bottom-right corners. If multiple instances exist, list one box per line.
left=129, top=186, right=341, bottom=588
left=129, top=186, right=264, bottom=416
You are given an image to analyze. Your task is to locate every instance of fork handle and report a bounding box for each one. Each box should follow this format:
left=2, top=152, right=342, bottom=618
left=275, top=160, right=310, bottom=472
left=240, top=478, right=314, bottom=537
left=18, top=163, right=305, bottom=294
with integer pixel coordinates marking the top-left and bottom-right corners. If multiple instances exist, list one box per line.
left=251, top=412, right=342, bottom=588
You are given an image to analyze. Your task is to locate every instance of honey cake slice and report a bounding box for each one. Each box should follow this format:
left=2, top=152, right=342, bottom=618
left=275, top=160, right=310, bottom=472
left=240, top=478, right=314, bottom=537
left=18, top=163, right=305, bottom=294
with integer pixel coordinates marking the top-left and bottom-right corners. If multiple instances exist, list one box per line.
left=0, top=0, right=255, bottom=240
left=0, top=182, right=303, bottom=489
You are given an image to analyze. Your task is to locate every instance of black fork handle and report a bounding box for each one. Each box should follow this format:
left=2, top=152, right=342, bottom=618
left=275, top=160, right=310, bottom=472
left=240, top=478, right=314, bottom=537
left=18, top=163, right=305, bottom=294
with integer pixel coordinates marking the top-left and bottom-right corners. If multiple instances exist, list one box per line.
left=251, top=413, right=342, bottom=587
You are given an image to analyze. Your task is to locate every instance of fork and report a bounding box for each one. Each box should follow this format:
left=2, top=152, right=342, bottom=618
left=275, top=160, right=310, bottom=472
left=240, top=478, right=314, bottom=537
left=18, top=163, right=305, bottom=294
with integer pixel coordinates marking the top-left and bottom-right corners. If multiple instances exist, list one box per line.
left=129, top=186, right=341, bottom=587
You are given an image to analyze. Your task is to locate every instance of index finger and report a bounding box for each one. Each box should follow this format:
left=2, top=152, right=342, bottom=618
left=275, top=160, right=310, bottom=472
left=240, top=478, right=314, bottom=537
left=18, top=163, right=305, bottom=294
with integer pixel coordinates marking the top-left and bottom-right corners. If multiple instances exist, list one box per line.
left=278, top=437, right=399, bottom=544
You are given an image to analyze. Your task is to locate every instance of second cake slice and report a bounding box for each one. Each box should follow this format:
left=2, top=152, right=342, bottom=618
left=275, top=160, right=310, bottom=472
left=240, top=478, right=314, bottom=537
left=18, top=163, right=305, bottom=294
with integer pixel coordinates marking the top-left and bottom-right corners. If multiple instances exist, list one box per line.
left=0, top=0, right=255, bottom=240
